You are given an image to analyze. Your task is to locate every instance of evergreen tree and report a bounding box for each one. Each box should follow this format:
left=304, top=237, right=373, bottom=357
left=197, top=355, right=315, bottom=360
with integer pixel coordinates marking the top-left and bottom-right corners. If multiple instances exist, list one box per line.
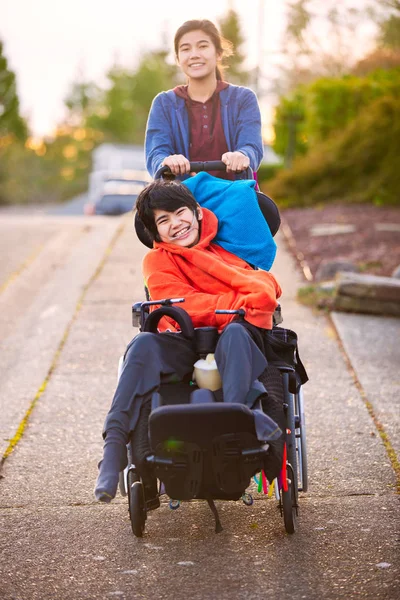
left=218, top=10, right=249, bottom=84
left=377, top=0, right=400, bottom=49
left=84, top=49, right=179, bottom=144
left=0, top=41, right=27, bottom=142
left=64, top=79, right=100, bottom=126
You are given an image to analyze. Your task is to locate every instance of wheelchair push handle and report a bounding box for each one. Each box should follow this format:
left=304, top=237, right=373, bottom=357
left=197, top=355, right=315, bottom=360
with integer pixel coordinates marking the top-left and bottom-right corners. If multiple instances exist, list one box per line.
left=155, top=161, right=253, bottom=180
left=215, top=308, right=246, bottom=318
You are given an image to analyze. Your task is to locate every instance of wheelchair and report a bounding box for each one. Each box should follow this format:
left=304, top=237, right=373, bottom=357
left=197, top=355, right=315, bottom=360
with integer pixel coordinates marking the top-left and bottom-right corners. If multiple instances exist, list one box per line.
left=118, top=162, right=308, bottom=536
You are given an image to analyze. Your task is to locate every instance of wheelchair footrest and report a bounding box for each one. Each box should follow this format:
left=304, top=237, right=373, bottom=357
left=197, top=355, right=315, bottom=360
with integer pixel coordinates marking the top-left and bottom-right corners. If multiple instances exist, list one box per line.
left=212, top=432, right=264, bottom=495
left=151, top=441, right=203, bottom=501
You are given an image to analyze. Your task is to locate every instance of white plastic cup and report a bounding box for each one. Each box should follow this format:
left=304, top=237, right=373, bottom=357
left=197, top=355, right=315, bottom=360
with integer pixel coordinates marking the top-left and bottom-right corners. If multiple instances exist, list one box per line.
left=193, top=353, right=222, bottom=391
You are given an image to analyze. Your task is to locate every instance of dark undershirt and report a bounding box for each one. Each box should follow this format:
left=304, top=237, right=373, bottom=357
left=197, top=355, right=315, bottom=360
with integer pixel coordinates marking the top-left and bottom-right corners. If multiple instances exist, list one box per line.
left=174, top=82, right=234, bottom=180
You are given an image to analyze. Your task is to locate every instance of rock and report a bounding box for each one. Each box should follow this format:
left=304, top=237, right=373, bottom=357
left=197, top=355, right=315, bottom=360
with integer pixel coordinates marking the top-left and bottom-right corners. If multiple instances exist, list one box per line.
left=375, top=223, right=400, bottom=232
left=315, top=260, right=359, bottom=282
left=310, top=224, right=356, bottom=236
left=392, top=264, right=400, bottom=279
left=333, top=271, right=400, bottom=316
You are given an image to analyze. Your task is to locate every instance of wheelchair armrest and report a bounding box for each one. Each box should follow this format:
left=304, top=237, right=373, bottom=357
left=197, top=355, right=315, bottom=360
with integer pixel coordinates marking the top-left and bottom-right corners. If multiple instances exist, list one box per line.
left=143, top=306, right=195, bottom=340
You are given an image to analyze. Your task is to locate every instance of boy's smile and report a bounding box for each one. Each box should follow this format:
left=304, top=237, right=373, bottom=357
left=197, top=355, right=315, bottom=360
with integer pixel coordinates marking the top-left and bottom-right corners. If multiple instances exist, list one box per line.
left=154, top=206, right=202, bottom=247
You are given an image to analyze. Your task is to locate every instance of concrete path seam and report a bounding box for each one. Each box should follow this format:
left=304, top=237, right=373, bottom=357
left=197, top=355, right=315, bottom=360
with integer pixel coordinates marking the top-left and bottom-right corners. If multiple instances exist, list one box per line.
left=0, top=243, right=44, bottom=295
left=281, top=219, right=313, bottom=282
left=0, top=221, right=126, bottom=473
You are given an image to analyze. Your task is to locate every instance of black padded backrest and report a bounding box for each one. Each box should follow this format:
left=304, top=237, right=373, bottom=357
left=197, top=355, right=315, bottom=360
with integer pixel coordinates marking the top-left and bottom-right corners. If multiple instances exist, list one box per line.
left=149, top=402, right=261, bottom=500
left=149, top=403, right=256, bottom=447
left=134, top=192, right=281, bottom=249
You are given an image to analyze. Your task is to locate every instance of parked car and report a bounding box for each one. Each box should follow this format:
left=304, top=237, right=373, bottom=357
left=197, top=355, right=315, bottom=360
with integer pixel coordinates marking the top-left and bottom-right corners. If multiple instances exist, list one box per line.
left=85, top=144, right=150, bottom=216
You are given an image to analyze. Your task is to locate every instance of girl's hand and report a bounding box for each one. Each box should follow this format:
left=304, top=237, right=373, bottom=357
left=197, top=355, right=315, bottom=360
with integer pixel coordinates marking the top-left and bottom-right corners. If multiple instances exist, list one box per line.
left=162, top=155, right=191, bottom=176
left=221, top=151, right=250, bottom=173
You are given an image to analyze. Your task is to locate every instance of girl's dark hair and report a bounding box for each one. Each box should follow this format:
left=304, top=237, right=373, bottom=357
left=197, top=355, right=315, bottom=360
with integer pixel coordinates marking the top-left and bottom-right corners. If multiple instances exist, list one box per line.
left=136, top=180, right=198, bottom=241
left=174, top=19, right=233, bottom=81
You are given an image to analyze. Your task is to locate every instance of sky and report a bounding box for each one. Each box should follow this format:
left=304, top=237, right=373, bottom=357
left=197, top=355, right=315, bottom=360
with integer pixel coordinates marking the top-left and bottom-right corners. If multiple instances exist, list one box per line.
left=1, top=0, right=377, bottom=138
left=1, top=0, right=287, bottom=137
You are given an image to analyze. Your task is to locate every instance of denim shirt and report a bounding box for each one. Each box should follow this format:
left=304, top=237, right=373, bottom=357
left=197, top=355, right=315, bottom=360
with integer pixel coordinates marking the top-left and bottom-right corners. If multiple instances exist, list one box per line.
left=145, top=84, right=263, bottom=178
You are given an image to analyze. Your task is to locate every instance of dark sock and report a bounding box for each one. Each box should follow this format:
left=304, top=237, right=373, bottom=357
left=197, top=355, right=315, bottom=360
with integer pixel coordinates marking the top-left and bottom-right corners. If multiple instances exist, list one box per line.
left=94, top=441, right=127, bottom=502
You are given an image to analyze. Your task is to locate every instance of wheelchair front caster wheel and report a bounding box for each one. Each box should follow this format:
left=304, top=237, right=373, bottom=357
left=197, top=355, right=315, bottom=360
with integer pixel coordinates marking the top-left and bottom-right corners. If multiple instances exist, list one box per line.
left=128, top=479, right=146, bottom=537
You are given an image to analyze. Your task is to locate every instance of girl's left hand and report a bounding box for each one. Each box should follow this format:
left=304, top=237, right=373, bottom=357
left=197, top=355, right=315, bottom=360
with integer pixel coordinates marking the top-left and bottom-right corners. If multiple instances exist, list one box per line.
left=221, top=151, right=250, bottom=173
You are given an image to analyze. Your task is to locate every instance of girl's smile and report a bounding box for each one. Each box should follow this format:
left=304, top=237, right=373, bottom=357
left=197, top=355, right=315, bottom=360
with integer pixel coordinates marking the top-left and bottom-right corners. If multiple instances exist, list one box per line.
left=177, top=30, right=221, bottom=81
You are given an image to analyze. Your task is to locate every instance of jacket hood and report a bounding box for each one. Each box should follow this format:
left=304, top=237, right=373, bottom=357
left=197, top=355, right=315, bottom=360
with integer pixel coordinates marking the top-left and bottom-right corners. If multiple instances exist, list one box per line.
left=153, top=208, right=218, bottom=254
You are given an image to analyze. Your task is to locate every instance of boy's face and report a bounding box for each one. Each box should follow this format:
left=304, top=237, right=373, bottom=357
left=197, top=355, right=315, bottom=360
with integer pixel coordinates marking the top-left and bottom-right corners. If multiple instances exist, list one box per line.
left=154, top=206, right=202, bottom=247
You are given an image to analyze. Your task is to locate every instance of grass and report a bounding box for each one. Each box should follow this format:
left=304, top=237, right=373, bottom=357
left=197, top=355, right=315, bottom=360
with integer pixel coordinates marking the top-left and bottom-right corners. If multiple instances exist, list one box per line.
left=297, top=284, right=336, bottom=311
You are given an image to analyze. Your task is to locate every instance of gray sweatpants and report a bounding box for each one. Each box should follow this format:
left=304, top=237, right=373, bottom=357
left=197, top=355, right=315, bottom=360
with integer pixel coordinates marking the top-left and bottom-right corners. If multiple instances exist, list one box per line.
left=103, top=322, right=267, bottom=446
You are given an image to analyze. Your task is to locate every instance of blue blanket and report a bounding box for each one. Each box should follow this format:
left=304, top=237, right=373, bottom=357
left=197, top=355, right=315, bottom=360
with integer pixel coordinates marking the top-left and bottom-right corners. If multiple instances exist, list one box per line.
left=184, top=172, right=276, bottom=271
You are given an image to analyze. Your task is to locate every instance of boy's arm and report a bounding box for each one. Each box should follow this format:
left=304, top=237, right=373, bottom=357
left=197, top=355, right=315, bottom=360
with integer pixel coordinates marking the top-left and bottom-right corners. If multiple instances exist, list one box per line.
left=145, top=262, right=242, bottom=330
left=143, top=251, right=279, bottom=330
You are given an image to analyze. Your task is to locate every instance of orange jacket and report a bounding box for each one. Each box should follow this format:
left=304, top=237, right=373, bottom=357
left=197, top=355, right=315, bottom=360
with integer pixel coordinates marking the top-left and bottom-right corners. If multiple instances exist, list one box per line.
left=142, top=208, right=281, bottom=331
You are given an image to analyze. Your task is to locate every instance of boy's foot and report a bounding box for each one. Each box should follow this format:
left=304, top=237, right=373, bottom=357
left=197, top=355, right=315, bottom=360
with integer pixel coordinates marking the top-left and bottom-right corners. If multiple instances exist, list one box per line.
left=95, top=490, right=114, bottom=503
left=94, top=464, right=120, bottom=503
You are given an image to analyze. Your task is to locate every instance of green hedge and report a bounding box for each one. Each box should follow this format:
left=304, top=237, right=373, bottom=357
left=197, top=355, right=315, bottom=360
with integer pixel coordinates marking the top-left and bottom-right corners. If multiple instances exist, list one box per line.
left=265, top=95, right=400, bottom=207
left=273, top=68, right=400, bottom=158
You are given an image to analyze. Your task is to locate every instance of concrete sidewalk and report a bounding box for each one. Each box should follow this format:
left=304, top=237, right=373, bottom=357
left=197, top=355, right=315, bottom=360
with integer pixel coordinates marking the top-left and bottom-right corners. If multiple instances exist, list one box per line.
left=0, top=215, right=399, bottom=600
left=331, top=311, right=400, bottom=463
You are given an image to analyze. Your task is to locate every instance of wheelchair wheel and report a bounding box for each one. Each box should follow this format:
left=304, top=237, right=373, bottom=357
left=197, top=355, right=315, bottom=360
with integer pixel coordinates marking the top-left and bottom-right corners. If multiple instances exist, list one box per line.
left=282, top=462, right=298, bottom=534
left=128, top=471, right=146, bottom=537
left=295, top=386, right=308, bottom=492
left=283, top=373, right=299, bottom=494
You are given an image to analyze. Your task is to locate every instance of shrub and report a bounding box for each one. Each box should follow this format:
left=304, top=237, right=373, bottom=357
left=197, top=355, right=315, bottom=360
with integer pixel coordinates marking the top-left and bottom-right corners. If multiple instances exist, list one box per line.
left=264, top=95, right=400, bottom=207
left=256, top=163, right=283, bottom=184
left=272, top=68, right=400, bottom=159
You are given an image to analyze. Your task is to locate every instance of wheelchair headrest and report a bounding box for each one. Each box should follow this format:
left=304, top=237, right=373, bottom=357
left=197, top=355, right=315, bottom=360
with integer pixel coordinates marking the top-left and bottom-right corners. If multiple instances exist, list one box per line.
left=135, top=212, right=154, bottom=249
left=256, top=192, right=280, bottom=237
left=134, top=191, right=280, bottom=250
left=143, top=306, right=195, bottom=340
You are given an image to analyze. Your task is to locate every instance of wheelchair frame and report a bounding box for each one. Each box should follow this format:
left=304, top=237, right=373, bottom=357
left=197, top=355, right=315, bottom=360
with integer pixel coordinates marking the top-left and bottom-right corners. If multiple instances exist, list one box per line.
left=120, top=159, right=307, bottom=535
left=118, top=298, right=308, bottom=537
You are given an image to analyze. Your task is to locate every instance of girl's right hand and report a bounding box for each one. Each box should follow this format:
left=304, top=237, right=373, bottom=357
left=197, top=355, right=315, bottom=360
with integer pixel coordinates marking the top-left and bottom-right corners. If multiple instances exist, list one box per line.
left=162, top=155, right=191, bottom=176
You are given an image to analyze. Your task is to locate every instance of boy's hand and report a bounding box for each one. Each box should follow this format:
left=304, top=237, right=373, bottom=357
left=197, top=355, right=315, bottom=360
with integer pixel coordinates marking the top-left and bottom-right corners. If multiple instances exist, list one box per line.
left=222, top=152, right=250, bottom=173
left=162, top=155, right=191, bottom=176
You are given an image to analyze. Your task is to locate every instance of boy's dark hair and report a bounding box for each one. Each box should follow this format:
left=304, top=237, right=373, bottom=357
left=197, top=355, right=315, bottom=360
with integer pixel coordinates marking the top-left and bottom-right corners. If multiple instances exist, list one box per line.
left=135, top=180, right=198, bottom=241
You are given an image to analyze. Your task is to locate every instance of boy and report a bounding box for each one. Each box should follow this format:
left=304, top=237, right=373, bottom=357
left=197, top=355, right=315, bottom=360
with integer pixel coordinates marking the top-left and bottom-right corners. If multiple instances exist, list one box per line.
left=95, top=180, right=281, bottom=503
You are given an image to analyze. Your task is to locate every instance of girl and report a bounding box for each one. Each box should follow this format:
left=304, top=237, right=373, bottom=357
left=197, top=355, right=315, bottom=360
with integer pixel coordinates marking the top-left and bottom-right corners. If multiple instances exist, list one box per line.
left=145, top=19, right=263, bottom=179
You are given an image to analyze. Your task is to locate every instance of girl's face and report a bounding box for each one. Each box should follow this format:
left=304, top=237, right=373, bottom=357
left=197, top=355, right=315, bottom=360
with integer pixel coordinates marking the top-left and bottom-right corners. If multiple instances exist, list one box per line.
left=154, top=205, right=203, bottom=247
left=177, top=30, right=221, bottom=81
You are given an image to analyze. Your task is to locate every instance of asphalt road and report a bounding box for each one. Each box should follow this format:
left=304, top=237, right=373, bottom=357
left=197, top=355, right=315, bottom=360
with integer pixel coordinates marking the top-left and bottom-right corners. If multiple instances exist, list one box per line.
left=0, top=212, right=398, bottom=600
left=47, top=193, right=88, bottom=216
